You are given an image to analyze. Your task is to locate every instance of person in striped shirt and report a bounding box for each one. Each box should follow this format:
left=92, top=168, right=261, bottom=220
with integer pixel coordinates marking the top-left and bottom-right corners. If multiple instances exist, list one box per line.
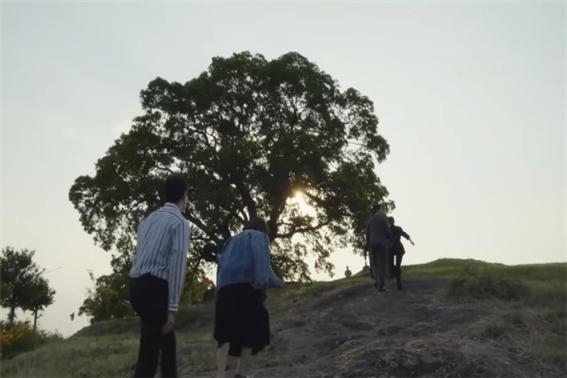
left=129, top=174, right=191, bottom=378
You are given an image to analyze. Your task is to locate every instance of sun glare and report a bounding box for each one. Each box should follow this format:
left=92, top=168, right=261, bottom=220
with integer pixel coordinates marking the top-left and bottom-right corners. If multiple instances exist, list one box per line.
left=290, top=190, right=314, bottom=215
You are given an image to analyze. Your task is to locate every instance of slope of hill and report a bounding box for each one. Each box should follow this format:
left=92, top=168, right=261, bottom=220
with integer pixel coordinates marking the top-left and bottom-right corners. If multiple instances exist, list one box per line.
left=2, top=259, right=565, bottom=377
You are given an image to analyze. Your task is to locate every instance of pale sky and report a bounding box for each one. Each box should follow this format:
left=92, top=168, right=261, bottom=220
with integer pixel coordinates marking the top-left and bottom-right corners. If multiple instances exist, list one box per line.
left=1, top=1, right=565, bottom=337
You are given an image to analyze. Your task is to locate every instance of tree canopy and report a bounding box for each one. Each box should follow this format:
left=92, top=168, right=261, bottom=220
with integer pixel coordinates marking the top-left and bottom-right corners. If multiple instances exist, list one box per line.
left=1, top=247, right=55, bottom=329
left=20, top=276, right=55, bottom=331
left=69, top=51, right=392, bottom=290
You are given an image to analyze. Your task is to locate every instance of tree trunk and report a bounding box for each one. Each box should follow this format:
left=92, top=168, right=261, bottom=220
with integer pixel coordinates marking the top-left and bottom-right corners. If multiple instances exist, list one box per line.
left=8, top=302, right=16, bottom=325
left=33, top=309, right=38, bottom=332
left=267, top=190, right=288, bottom=241
left=234, top=180, right=257, bottom=219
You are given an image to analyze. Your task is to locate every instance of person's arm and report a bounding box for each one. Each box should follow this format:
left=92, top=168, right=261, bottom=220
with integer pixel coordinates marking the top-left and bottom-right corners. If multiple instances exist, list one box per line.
left=268, top=269, right=284, bottom=288
left=365, top=222, right=370, bottom=263
left=131, top=219, right=146, bottom=267
left=385, top=217, right=393, bottom=246
left=167, top=220, right=191, bottom=313
left=163, top=220, right=190, bottom=334
left=252, top=232, right=283, bottom=288
left=365, top=222, right=370, bottom=251
left=401, top=228, right=415, bottom=245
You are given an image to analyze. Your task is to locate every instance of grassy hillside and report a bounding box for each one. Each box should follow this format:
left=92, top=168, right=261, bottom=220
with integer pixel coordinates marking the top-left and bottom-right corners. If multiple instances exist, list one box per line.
left=2, top=259, right=565, bottom=377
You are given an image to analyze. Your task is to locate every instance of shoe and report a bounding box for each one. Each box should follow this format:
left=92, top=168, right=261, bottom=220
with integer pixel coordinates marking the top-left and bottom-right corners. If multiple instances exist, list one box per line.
left=378, top=287, right=386, bottom=292
left=397, top=282, right=402, bottom=290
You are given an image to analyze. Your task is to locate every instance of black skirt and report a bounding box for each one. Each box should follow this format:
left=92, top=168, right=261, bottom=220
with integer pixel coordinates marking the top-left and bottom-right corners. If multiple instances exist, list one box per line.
left=214, top=282, right=270, bottom=357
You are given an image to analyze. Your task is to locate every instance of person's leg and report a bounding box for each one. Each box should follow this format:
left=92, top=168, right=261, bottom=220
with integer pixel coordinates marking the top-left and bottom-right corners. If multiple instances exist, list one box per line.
left=131, top=277, right=165, bottom=378
left=396, top=254, right=403, bottom=290
left=227, top=343, right=243, bottom=376
left=229, top=356, right=240, bottom=377
left=234, top=348, right=252, bottom=377
left=160, top=330, right=177, bottom=377
left=377, top=247, right=388, bottom=290
left=217, top=343, right=230, bottom=378
left=370, top=249, right=380, bottom=288
left=135, top=321, right=162, bottom=377
left=388, top=251, right=395, bottom=279
left=369, top=250, right=375, bottom=280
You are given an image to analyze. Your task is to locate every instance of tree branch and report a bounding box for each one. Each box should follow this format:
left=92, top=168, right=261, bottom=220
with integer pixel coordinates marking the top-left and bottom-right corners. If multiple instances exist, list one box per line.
left=218, top=206, right=239, bottom=239
left=303, top=190, right=327, bottom=208
left=185, top=213, right=221, bottom=243
left=234, top=180, right=257, bottom=219
left=267, top=188, right=290, bottom=241
left=275, top=219, right=332, bottom=239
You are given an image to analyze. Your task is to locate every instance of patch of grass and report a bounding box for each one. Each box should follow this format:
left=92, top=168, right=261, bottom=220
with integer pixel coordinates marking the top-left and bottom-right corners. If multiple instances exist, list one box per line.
left=444, top=273, right=530, bottom=302
left=75, top=302, right=217, bottom=338
left=0, top=307, right=219, bottom=377
left=474, top=308, right=567, bottom=376
left=175, top=302, right=215, bottom=329
left=74, top=317, right=138, bottom=337
left=1, top=322, right=63, bottom=360
left=480, top=319, right=509, bottom=339
left=266, top=274, right=371, bottom=315
left=404, top=258, right=506, bottom=279
left=405, top=258, right=566, bottom=282
left=403, top=259, right=566, bottom=376
left=0, top=334, right=138, bottom=378
left=405, top=259, right=566, bottom=307
left=502, top=263, right=567, bottom=282
left=178, top=336, right=217, bottom=373
left=3, top=258, right=564, bottom=377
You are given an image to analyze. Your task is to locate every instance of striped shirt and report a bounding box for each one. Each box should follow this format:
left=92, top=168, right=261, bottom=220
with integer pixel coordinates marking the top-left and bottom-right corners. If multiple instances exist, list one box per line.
left=129, top=203, right=191, bottom=312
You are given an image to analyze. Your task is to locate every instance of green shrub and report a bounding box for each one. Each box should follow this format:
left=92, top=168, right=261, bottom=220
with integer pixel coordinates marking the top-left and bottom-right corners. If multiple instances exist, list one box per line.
left=444, top=272, right=530, bottom=302
left=0, top=321, right=62, bottom=360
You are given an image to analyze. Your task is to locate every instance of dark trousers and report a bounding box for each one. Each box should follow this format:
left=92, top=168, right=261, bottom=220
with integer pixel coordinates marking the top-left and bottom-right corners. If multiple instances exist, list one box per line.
left=389, top=253, right=404, bottom=286
left=370, top=245, right=389, bottom=289
left=130, top=274, right=176, bottom=378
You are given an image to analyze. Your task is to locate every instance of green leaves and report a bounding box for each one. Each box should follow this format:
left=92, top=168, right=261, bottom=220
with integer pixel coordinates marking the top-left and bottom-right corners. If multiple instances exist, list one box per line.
left=0, top=247, right=55, bottom=326
left=79, top=255, right=133, bottom=323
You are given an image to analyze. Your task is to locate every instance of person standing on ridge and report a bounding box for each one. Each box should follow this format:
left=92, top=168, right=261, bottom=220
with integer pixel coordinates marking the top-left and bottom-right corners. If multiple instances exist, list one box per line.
left=214, top=217, right=283, bottom=378
left=388, top=216, right=414, bottom=290
left=129, top=174, right=191, bottom=378
left=365, top=205, right=392, bottom=292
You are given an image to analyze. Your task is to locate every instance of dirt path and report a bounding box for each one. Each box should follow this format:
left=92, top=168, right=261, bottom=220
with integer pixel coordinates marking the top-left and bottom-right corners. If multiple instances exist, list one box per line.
left=182, top=279, right=525, bottom=377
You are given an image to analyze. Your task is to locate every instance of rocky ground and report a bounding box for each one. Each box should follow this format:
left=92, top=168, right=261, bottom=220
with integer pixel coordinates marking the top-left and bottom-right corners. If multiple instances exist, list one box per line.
left=179, top=277, right=550, bottom=377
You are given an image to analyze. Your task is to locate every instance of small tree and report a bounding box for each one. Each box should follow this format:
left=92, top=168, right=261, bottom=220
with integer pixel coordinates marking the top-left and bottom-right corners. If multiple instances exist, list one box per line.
left=0, top=248, right=41, bottom=324
left=20, top=277, right=55, bottom=331
left=0, top=247, right=56, bottom=328
left=79, top=254, right=209, bottom=322
left=79, top=255, right=133, bottom=323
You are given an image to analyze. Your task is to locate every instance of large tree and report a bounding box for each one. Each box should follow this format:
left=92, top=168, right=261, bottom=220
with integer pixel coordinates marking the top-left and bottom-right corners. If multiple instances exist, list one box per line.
left=70, top=51, right=392, bottom=299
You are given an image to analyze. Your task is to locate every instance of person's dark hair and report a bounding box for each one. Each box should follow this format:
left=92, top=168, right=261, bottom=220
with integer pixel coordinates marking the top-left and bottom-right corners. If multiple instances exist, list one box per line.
left=163, top=174, right=188, bottom=203
left=388, top=216, right=395, bottom=225
left=244, top=217, right=270, bottom=235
